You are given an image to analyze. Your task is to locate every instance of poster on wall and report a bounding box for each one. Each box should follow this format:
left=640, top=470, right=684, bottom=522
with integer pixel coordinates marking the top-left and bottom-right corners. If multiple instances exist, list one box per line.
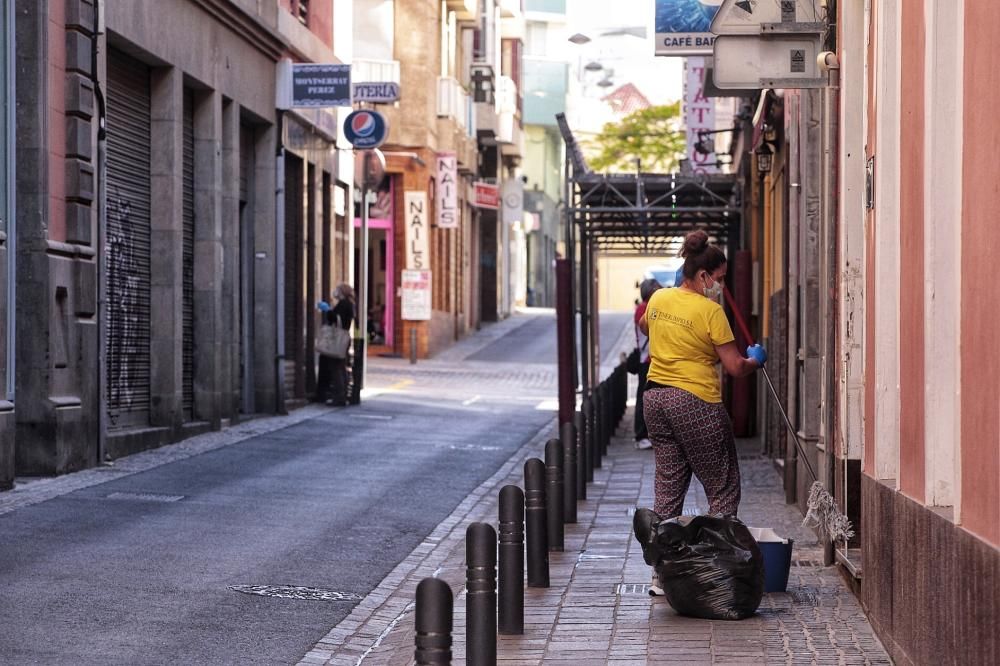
left=684, top=56, right=718, bottom=174
left=654, top=0, right=724, bottom=56
left=404, top=190, right=430, bottom=269
left=435, top=152, right=459, bottom=229
left=401, top=269, right=432, bottom=321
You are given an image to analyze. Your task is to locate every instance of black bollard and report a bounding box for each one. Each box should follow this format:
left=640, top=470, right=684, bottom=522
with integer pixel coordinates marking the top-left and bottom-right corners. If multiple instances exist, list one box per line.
left=583, top=397, right=595, bottom=483
left=523, top=459, right=550, bottom=586
left=561, top=421, right=578, bottom=522
left=497, top=485, right=524, bottom=635
left=415, top=577, right=452, bottom=665
left=600, top=382, right=609, bottom=456
left=466, top=522, right=496, bottom=665
left=593, top=389, right=603, bottom=469
left=545, top=437, right=566, bottom=548
left=575, top=408, right=588, bottom=500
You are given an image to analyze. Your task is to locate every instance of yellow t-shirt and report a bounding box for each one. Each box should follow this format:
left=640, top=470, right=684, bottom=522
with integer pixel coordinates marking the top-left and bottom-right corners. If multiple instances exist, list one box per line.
left=643, top=288, right=735, bottom=403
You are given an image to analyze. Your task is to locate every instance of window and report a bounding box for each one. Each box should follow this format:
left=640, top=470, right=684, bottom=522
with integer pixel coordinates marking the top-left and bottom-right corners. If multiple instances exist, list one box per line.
left=526, top=21, right=547, bottom=56
left=296, top=0, right=309, bottom=26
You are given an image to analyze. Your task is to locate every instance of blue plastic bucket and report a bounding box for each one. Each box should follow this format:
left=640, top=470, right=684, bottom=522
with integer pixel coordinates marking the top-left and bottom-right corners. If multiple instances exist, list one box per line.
left=750, top=528, right=794, bottom=593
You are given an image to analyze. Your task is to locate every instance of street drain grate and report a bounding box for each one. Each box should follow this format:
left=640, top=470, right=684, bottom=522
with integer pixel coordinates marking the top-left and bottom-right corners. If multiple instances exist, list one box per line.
left=229, top=585, right=363, bottom=602
left=791, top=560, right=823, bottom=567
left=105, top=492, right=185, bottom=503
left=617, top=583, right=651, bottom=595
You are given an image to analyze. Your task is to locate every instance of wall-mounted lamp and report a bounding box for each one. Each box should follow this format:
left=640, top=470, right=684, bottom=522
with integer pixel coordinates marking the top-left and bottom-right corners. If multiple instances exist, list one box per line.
left=756, top=142, right=774, bottom=175
left=695, top=128, right=736, bottom=156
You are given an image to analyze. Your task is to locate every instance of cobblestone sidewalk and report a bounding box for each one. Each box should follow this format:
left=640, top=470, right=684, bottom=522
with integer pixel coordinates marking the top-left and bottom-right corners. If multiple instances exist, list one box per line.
left=301, top=407, right=892, bottom=665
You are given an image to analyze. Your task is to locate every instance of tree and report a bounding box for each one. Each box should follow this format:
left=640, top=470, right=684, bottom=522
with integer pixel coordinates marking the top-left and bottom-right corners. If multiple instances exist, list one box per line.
left=584, top=102, right=686, bottom=174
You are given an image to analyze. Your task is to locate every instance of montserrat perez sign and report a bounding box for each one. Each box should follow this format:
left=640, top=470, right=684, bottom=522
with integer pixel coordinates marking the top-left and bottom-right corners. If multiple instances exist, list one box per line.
left=292, top=63, right=351, bottom=107
left=654, top=0, right=723, bottom=56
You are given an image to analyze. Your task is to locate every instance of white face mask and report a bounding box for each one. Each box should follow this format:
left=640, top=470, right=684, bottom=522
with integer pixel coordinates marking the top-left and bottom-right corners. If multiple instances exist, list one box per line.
left=702, top=274, right=723, bottom=299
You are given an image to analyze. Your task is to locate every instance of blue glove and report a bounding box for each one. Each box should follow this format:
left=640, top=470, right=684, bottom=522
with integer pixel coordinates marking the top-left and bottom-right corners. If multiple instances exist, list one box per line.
left=317, top=300, right=331, bottom=312
left=747, top=344, right=767, bottom=366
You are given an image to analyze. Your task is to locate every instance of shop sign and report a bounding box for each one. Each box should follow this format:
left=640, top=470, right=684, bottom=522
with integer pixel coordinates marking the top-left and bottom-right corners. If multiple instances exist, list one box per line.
left=404, top=191, right=430, bottom=269
left=352, top=81, right=401, bottom=103
left=684, top=57, right=718, bottom=175
left=435, top=152, right=459, bottom=229
left=654, top=0, right=723, bottom=57
left=292, top=63, right=352, bottom=107
left=401, top=269, right=432, bottom=321
left=343, top=110, right=389, bottom=149
left=473, top=181, right=499, bottom=210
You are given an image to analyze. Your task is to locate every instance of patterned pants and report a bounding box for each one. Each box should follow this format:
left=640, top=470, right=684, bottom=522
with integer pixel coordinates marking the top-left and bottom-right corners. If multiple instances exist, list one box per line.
left=642, top=386, right=741, bottom=519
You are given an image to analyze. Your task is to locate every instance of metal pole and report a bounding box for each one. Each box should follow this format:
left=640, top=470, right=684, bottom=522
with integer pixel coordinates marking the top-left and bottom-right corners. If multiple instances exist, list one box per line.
left=465, top=522, right=496, bottom=665
left=561, top=421, right=577, bottom=523
left=544, top=438, right=565, bottom=550
left=410, top=326, right=417, bottom=365
left=555, top=259, right=574, bottom=425
left=497, top=485, right=524, bottom=635
left=275, top=141, right=287, bottom=414
left=523, top=458, right=549, bottom=587
left=355, top=156, right=370, bottom=398
left=579, top=230, right=591, bottom=400
left=90, top=9, right=106, bottom=461
left=414, top=577, right=452, bottom=666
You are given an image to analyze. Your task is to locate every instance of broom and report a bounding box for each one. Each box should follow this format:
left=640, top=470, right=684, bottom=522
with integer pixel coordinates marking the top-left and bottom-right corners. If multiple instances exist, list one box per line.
left=722, top=286, right=854, bottom=543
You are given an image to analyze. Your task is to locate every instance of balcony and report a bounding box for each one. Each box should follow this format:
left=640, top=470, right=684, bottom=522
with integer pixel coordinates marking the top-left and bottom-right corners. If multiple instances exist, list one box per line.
left=499, top=0, right=523, bottom=18
left=445, top=0, right=479, bottom=21
left=437, top=77, right=470, bottom=129
left=496, top=75, right=519, bottom=116
left=351, top=58, right=401, bottom=84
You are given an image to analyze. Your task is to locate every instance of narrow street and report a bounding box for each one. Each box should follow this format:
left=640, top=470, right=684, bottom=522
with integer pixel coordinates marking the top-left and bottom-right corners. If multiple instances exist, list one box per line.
left=0, top=310, right=631, bottom=665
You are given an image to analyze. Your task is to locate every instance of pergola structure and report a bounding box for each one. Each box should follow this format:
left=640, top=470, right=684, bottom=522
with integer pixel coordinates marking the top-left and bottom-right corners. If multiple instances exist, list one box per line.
left=556, top=113, right=743, bottom=393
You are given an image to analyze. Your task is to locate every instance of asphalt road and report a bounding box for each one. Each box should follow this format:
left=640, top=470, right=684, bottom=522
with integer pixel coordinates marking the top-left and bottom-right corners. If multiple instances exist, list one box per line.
left=0, top=310, right=631, bottom=665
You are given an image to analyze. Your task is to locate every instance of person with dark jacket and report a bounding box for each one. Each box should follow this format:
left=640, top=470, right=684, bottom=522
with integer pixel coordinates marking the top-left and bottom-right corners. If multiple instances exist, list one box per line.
left=316, top=284, right=355, bottom=406
left=633, top=278, right=661, bottom=449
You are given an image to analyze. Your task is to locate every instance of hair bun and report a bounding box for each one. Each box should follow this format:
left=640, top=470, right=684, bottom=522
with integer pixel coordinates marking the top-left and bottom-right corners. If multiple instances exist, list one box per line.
left=680, top=229, right=709, bottom=258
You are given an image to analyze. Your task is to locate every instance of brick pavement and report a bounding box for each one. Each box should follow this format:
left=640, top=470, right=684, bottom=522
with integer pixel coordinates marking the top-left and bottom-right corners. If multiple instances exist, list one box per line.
left=302, top=403, right=892, bottom=665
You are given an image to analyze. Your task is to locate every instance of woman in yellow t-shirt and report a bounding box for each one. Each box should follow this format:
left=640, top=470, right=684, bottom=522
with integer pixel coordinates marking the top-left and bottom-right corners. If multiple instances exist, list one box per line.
left=638, top=230, right=767, bottom=529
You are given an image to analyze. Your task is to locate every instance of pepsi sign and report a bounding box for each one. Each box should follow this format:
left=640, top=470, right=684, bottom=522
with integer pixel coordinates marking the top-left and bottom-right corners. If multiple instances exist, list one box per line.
left=343, top=110, right=389, bottom=149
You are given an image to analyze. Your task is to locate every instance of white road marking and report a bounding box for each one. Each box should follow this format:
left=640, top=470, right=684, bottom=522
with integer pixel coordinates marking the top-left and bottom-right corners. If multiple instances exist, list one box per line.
left=462, top=395, right=481, bottom=406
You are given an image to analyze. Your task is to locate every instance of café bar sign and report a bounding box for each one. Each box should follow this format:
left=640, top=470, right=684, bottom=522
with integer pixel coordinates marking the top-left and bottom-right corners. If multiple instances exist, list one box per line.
left=654, top=0, right=723, bottom=56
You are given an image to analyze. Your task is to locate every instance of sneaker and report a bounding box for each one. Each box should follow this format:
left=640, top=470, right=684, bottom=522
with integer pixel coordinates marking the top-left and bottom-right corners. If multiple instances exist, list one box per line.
left=634, top=438, right=653, bottom=450
left=649, top=571, right=665, bottom=597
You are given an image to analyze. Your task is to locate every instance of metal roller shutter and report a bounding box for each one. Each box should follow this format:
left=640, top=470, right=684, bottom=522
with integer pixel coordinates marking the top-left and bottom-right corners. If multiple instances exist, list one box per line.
left=182, top=91, right=195, bottom=420
left=105, top=51, right=152, bottom=429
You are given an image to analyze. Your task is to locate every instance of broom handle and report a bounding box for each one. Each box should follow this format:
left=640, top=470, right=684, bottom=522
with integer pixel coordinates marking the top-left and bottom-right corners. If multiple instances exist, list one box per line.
left=722, top=286, right=819, bottom=484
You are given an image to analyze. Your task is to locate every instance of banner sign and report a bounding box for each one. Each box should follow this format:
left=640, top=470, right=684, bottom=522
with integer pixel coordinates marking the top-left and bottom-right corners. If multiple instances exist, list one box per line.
left=473, top=182, right=500, bottom=210
left=292, top=64, right=352, bottom=107
left=352, top=81, right=401, bottom=103
left=401, top=269, right=432, bottom=321
left=404, top=191, right=430, bottom=269
left=684, top=57, right=718, bottom=174
left=435, top=152, right=459, bottom=228
left=654, top=0, right=724, bottom=56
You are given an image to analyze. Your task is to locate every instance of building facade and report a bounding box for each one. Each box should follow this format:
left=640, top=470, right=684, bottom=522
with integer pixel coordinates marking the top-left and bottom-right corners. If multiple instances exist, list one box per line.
left=4, top=0, right=355, bottom=486
left=351, top=0, right=524, bottom=358
left=740, top=1, right=999, bottom=663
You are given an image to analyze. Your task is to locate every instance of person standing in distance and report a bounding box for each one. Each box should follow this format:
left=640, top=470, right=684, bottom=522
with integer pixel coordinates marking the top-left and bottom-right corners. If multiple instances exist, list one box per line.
left=638, top=230, right=766, bottom=595
left=633, top=278, right=661, bottom=450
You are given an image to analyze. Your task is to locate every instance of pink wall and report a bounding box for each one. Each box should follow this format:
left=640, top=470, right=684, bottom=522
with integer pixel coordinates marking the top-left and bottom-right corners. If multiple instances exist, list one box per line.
left=279, top=0, right=333, bottom=49
left=863, top=0, right=878, bottom=476
left=898, top=1, right=926, bottom=502
left=961, top=0, right=1000, bottom=547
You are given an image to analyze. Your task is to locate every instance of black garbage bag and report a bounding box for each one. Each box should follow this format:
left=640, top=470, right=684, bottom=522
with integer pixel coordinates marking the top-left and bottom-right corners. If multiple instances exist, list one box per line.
left=633, top=508, right=765, bottom=620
